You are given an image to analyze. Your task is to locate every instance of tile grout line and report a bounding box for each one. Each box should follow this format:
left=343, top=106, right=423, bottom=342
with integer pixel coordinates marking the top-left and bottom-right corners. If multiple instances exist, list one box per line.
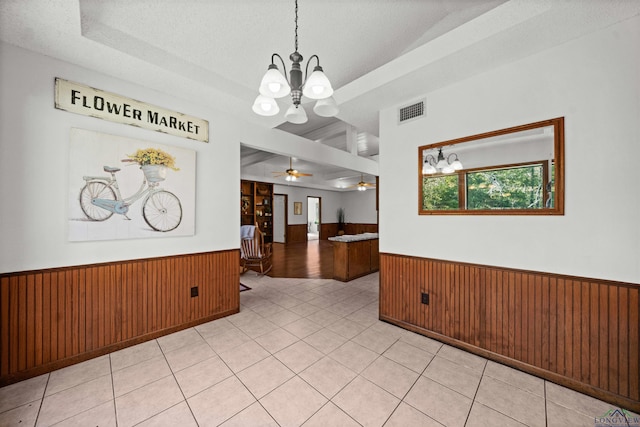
left=396, top=342, right=444, bottom=424
left=462, top=358, right=488, bottom=426
left=291, top=325, right=388, bottom=426
left=164, top=331, right=202, bottom=427
left=198, top=319, right=283, bottom=426
left=544, top=380, right=549, bottom=427
left=109, top=353, right=119, bottom=427
left=375, top=336, right=421, bottom=427
left=33, top=373, right=51, bottom=427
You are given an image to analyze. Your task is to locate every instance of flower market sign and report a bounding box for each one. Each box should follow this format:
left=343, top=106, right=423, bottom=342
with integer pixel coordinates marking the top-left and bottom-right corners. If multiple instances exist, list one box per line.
left=55, top=78, right=208, bottom=142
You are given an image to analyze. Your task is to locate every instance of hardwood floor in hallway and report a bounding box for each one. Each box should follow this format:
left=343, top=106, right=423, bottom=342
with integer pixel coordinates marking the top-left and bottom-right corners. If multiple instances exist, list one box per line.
left=267, top=239, right=334, bottom=279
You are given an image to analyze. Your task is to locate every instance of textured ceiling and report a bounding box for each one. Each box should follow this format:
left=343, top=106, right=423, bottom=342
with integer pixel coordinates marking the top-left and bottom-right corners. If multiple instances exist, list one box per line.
left=1, top=0, right=638, bottom=190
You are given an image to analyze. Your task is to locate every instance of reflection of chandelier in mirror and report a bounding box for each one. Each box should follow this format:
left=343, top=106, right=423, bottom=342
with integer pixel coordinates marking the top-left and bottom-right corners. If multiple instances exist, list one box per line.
left=252, top=0, right=338, bottom=124
left=422, top=147, right=463, bottom=175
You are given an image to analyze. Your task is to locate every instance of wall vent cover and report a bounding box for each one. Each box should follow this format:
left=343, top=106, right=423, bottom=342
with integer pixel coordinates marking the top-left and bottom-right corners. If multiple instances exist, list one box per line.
left=399, top=100, right=425, bottom=123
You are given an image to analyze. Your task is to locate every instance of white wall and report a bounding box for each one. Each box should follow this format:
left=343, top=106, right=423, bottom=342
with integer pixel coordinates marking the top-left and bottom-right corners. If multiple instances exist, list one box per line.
left=379, top=16, right=640, bottom=284
left=0, top=43, right=297, bottom=273
left=273, top=184, right=377, bottom=226
left=341, top=189, right=378, bottom=224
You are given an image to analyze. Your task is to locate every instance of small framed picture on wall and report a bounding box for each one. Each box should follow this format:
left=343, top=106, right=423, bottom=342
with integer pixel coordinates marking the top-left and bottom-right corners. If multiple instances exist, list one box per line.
left=294, top=202, right=302, bottom=215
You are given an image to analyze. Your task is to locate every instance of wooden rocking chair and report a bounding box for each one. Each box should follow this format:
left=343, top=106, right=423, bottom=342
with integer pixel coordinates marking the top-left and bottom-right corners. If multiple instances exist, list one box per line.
left=240, top=224, right=273, bottom=275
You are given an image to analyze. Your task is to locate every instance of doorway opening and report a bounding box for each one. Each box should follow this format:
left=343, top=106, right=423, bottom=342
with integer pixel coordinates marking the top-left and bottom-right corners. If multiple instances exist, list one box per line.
left=273, top=194, right=287, bottom=243
left=307, top=196, right=320, bottom=241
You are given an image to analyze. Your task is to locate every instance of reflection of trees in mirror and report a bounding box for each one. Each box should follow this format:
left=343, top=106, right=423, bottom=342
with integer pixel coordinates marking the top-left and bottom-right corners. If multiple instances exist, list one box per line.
left=548, top=163, right=555, bottom=208
left=422, top=162, right=554, bottom=211
left=422, top=175, right=459, bottom=210
left=467, top=164, right=543, bottom=210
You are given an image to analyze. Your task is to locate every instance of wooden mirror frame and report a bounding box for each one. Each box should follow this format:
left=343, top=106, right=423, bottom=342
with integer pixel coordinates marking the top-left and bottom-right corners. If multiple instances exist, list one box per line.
left=418, top=117, right=564, bottom=215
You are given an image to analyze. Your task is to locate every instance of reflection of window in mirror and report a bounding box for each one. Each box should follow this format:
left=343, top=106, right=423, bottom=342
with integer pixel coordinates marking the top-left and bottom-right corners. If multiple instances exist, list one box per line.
left=418, top=117, right=564, bottom=215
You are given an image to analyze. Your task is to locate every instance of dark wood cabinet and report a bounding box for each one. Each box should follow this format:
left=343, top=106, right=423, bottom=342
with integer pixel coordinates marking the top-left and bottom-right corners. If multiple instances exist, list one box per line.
left=332, top=238, right=379, bottom=281
left=241, top=180, right=273, bottom=243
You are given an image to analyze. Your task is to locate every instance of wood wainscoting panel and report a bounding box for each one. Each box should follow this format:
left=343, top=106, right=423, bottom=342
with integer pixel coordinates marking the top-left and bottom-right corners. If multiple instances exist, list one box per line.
left=344, top=223, right=378, bottom=235
left=320, top=223, right=338, bottom=240
left=379, top=253, right=640, bottom=411
left=0, top=249, right=239, bottom=386
left=287, top=224, right=308, bottom=243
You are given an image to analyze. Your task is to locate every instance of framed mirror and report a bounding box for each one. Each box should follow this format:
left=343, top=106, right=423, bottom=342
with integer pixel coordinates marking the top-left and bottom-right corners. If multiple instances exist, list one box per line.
left=418, top=117, right=564, bottom=215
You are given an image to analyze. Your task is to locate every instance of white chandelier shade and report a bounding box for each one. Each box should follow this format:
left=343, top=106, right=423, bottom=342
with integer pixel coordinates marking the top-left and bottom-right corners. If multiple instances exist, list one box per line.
left=302, top=68, right=334, bottom=99
left=313, top=96, right=339, bottom=117
left=252, top=95, right=279, bottom=116
left=284, top=104, right=308, bottom=124
left=259, top=66, right=291, bottom=98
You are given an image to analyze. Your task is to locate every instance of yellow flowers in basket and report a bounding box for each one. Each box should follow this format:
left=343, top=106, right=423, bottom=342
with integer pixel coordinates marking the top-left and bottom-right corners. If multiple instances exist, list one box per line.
left=127, top=148, right=179, bottom=171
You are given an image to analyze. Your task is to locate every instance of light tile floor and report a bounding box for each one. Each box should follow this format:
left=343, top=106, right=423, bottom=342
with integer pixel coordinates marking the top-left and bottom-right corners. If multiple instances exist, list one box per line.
left=1, top=272, right=637, bottom=426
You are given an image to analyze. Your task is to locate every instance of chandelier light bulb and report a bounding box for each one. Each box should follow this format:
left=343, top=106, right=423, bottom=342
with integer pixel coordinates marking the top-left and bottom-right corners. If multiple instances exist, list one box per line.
left=268, top=82, right=282, bottom=93
left=252, top=95, right=279, bottom=116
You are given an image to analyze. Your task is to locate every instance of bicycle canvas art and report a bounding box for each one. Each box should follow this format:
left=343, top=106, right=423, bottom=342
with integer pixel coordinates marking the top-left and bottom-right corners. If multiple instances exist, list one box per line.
left=68, top=128, right=196, bottom=241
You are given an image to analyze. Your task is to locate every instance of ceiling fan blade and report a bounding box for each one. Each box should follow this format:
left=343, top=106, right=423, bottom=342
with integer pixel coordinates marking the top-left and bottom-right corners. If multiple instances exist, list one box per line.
left=348, top=181, right=376, bottom=188
left=293, top=172, right=313, bottom=177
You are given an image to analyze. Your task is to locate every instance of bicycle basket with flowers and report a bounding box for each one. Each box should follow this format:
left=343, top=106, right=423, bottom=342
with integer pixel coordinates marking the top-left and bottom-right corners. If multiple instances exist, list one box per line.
left=126, top=148, right=179, bottom=183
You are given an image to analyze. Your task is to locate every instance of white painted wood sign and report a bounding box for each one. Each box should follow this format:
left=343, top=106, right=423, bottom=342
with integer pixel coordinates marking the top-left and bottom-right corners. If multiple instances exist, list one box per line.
left=55, top=78, right=209, bottom=142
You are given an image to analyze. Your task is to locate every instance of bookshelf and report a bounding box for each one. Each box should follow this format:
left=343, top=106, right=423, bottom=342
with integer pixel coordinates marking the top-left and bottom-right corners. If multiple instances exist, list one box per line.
left=241, top=180, right=273, bottom=243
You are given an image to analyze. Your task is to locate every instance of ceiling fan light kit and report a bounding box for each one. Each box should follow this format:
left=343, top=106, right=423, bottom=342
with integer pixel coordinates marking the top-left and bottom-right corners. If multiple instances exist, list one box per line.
left=274, top=157, right=313, bottom=181
left=253, top=0, right=337, bottom=124
left=351, top=174, right=376, bottom=191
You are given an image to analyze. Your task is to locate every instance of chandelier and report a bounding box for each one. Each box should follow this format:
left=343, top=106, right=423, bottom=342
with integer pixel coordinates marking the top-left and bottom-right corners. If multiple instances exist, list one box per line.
left=422, top=147, right=463, bottom=175
left=252, top=0, right=338, bottom=124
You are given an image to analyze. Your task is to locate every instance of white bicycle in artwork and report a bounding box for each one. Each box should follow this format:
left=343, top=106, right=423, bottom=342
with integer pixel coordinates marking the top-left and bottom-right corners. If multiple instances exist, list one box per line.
left=79, top=160, right=183, bottom=232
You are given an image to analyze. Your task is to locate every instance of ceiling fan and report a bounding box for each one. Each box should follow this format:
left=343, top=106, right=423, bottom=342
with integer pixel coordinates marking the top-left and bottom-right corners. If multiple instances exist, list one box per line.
left=350, top=174, right=376, bottom=191
left=273, top=157, right=312, bottom=182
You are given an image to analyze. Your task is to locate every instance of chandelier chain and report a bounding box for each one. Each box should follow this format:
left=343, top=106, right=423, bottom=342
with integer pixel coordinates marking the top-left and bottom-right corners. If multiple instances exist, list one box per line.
left=294, top=0, right=299, bottom=52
